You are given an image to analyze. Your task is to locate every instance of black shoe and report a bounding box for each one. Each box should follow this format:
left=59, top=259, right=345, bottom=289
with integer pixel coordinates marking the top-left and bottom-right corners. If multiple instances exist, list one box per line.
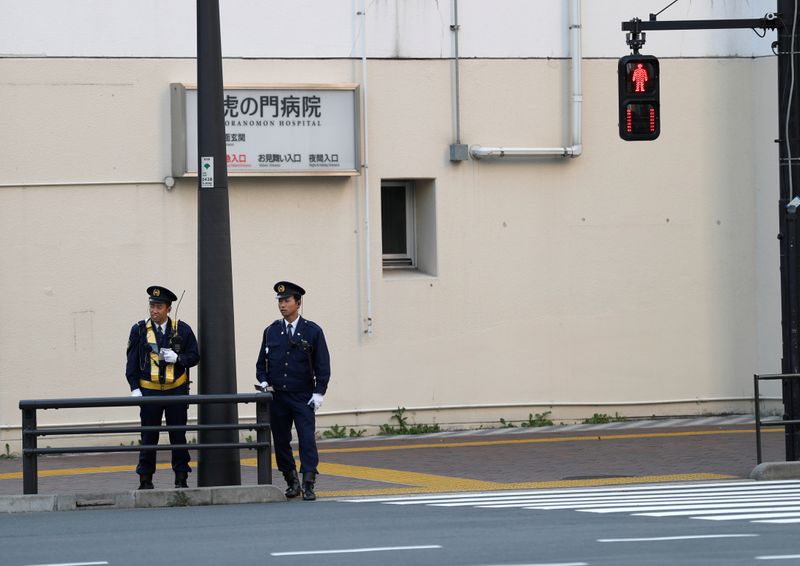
left=282, top=470, right=301, bottom=498
left=302, top=472, right=316, bottom=501
left=138, top=473, right=154, bottom=490
left=174, top=471, right=189, bottom=489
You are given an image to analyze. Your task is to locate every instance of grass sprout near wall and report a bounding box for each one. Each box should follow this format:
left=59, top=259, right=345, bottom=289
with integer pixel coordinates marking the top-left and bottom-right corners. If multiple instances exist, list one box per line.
left=379, top=407, right=440, bottom=435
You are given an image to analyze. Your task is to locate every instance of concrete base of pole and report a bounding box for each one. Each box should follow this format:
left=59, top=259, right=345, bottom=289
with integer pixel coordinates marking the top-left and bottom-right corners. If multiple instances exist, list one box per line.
left=750, top=461, right=800, bottom=481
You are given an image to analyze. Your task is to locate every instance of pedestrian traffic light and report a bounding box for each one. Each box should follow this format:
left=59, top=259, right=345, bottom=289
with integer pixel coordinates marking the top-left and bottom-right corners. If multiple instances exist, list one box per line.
left=618, top=54, right=660, bottom=141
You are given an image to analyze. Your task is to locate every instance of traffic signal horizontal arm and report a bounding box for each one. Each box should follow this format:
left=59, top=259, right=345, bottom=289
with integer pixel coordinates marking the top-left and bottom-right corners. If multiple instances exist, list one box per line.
left=621, top=17, right=781, bottom=33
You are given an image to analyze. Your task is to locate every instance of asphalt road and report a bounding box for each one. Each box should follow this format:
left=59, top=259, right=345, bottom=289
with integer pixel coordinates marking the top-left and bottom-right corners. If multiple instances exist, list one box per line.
left=2, top=482, right=799, bottom=566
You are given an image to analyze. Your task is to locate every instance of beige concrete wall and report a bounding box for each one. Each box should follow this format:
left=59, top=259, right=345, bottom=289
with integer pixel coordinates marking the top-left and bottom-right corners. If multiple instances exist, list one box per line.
left=0, top=55, right=782, bottom=447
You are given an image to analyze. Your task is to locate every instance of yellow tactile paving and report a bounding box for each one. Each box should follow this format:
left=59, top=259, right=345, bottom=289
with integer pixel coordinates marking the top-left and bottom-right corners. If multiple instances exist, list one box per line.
left=0, top=428, right=772, bottom=492
left=0, top=462, right=172, bottom=480
left=316, top=428, right=771, bottom=454
left=317, top=472, right=738, bottom=498
left=317, top=462, right=506, bottom=490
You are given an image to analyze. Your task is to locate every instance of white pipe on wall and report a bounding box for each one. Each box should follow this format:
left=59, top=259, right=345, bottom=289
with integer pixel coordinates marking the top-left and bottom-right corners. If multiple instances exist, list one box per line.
left=470, top=0, right=583, bottom=159
left=360, top=0, right=374, bottom=336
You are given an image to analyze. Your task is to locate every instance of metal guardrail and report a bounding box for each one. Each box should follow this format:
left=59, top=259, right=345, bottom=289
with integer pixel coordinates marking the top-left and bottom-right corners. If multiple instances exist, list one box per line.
left=19, top=393, right=272, bottom=495
left=754, top=373, right=800, bottom=464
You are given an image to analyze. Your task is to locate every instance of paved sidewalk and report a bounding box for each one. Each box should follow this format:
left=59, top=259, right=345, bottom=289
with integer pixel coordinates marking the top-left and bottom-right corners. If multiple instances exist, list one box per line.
left=0, top=416, right=785, bottom=502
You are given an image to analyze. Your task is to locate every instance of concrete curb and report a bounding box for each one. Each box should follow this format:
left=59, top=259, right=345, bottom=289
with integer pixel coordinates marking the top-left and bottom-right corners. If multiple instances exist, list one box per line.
left=0, top=484, right=285, bottom=514
left=750, top=461, right=800, bottom=481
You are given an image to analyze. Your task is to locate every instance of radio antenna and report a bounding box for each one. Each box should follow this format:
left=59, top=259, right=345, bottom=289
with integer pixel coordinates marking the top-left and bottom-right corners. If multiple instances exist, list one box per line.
left=169, top=290, right=187, bottom=353
left=173, top=290, right=186, bottom=321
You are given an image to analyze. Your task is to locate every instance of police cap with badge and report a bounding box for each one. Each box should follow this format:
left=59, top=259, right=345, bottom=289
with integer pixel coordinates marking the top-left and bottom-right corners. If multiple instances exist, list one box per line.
left=147, top=285, right=178, bottom=304
left=274, top=281, right=305, bottom=299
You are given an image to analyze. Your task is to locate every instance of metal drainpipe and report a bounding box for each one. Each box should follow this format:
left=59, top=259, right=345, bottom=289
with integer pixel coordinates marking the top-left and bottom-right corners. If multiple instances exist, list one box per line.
left=453, top=0, right=462, bottom=144
left=360, top=0, right=374, bottom=336
left=470, top=0, right=583, bottom=159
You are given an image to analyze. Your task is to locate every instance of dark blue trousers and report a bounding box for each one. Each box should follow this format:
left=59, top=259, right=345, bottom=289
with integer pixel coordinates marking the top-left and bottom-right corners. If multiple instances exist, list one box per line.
left=136, top=387, right=191, bottom=475
left=271, top=391, right=318, bottom=474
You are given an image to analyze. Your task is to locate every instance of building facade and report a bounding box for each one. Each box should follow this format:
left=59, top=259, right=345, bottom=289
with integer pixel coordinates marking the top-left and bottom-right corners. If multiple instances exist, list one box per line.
left=0, top=0, right=784, bottom=447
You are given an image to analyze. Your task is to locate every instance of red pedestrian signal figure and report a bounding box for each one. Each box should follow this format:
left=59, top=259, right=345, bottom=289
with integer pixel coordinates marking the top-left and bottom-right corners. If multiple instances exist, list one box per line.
left=632, top=63, right=648, bottom=93
left=618, top=55, right=660, bottom=141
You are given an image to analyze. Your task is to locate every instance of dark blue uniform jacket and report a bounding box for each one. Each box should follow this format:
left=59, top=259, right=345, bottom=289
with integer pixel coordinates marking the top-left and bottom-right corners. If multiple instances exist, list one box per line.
left=256, top=317, right=331, bottom=394
left=125, top=318, right=200, bottom=392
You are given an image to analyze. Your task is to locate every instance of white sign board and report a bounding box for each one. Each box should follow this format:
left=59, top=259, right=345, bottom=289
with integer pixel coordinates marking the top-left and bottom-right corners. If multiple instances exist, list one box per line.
left=172, top=84, right=360, bottom=177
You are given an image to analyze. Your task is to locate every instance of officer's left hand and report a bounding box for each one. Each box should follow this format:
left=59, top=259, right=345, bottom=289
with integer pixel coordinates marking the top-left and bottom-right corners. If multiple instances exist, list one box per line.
left=308, top=393, right=324, bottom=412
left=161, top=348, right=178, bottom=363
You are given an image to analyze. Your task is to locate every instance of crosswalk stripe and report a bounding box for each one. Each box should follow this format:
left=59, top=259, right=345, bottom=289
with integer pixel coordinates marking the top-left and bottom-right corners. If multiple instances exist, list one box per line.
left=423, top=486, right=800, bottom=505
left=634, top=504, right=800, bottom=517
left=342, top=480, right=800, bottom=527
left=342, top=479, right=800, bottom=504
left=372, top=488, right=800, bottom=508
left=692, top=507, right=800, bottom=521
left=580, top=501, right=800, bottom=514
left=477, top=496, right=800, bottom=510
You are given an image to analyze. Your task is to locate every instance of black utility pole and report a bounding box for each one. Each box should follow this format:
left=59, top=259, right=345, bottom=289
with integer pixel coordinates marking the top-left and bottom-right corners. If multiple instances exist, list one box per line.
left=196, top=0, right=241, bottom=486
left=777, top=0, right=800, bottom=461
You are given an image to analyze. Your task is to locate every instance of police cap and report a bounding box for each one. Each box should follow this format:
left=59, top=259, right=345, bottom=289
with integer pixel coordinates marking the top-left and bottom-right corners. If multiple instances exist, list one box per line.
left=274, top=281, right=305, bottom=299
left=147, top=285, right=178, bottom=304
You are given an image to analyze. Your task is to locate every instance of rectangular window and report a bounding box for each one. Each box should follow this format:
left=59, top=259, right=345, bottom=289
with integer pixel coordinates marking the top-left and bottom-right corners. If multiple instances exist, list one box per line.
left=381, top=180, right=416, bottom=268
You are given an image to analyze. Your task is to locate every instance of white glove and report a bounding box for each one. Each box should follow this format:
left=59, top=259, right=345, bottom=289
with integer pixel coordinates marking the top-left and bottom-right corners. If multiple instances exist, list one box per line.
left=308, top=393, right=324, bottom=412
left=259, top=381, right=269, bottom=392
left=131, top=388, right=142, bottom=397
left=160, top=348, right=178, bottom=363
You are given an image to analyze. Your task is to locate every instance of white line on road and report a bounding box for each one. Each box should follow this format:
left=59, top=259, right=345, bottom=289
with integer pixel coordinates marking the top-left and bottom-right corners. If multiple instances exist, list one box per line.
left=696, top=511, right=800, bottom=521
left=481, top=563, right=588, bottom=566
left=597, top=534, right=759, bottom=543
left=23, top=562, right=109, bottom=566
left=271, top=545, right=442, bottom=556
left=342, top=480, right=800, bottom=504
left=429, top=488, right=800, bottom=508
left=481, top=494, right=800, bottom=510
left=582, top=501, right=800, bottom=514
left=756, top=555, right=800, bottom=560
left=637, top=506, right=800, bottom=518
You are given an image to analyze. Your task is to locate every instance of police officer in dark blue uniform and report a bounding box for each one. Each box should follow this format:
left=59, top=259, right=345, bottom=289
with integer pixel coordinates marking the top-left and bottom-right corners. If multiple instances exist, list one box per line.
left=256, top=281, right=331, bottom=500
left=126, top=285, right=199, bottom=490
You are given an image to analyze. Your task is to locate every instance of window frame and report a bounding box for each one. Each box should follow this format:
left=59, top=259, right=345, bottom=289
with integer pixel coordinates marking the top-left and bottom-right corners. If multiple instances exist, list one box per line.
left=381, top=180, right=417, bottom=269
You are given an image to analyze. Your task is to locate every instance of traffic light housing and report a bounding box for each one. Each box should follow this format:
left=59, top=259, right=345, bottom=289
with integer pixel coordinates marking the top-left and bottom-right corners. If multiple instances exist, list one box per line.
left=618, top=54, right=660, bottom=141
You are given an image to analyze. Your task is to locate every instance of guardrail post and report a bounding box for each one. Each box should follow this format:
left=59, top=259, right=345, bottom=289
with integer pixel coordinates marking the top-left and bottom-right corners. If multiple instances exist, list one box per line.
left=754, top=374, right=763, bottom=464
left=22, top=407, right=38, bottom=495
left=256, top=397, right=271, bottom=485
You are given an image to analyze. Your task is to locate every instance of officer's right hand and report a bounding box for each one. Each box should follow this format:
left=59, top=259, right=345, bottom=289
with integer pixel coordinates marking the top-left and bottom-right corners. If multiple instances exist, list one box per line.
left=160, top=348, right=178, bottom=363
left=131, top=388, right=142, bottom=397
left=256, top=381, right=270, bottom=393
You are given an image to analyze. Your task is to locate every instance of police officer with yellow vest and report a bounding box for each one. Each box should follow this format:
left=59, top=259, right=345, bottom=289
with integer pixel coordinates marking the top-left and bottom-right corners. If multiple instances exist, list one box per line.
left=256, top=281, right=330, bottom=501
left=126, top=286, right=199, bottom=490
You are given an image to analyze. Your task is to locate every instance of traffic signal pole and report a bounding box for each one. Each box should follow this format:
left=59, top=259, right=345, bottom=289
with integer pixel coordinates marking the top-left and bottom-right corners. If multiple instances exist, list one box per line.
left=620, top=10, right=800, bottom=461
left=777, top=0, right=800, bottom=461
left=196, top=0, right=241, bottom=486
